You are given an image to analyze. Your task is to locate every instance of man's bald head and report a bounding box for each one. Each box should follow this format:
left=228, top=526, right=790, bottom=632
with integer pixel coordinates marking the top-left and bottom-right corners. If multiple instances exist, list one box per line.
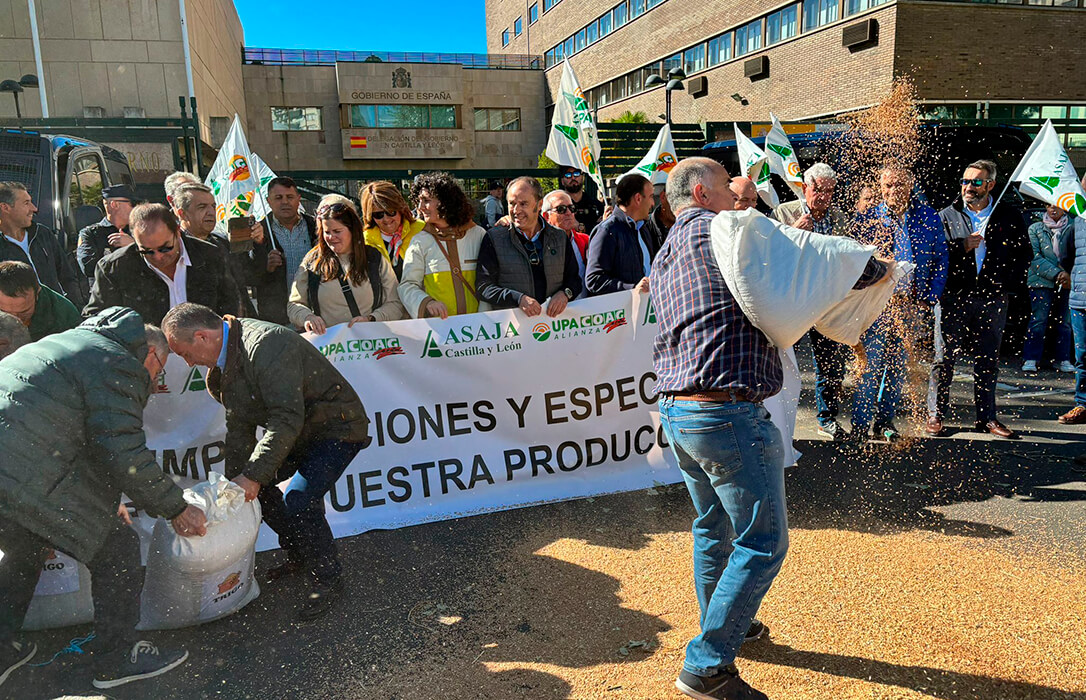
left=666, top=157, right=735, bottom=214
left=729, top=177, right=759, bottom=211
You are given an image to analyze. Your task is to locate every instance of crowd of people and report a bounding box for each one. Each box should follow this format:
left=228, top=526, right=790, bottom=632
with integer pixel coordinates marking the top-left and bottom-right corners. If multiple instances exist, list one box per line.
left=0, top=149, right=1082, bottom=697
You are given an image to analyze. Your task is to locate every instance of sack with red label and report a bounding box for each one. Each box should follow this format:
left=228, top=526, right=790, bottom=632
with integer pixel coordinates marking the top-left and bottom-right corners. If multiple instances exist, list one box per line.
left=19, top=549, right=95, bottom=631
left=137, top=472, right=261, bottom=630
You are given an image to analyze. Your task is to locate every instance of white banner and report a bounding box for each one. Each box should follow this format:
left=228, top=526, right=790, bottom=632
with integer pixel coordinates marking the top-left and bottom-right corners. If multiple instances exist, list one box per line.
left=142, top=292, right=683, bottom=549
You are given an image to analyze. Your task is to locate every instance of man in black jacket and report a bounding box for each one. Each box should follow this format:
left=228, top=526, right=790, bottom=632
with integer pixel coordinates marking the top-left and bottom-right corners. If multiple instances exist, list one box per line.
left=926, top=160, right=1031, bottom=438
left=172, top=183, right=252, bottom=316
left=585, top=174, right=655, bottom=296
left=75, top=183, right=140, bottom=278
left=244, top=177, right=317, bottom=325
left=477, top=177, right=581, bottom=316
left=83, top=204, right=242, bottom=324
left=0, top=181, right=82, bottom=305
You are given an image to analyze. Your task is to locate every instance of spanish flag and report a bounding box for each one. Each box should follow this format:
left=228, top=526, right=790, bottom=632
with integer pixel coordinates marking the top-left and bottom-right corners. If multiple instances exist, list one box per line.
left=350, top=136, right=367, bottom=149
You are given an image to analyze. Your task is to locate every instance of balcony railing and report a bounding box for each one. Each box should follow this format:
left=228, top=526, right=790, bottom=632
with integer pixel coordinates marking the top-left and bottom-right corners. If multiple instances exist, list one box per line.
left=243, top=47, right=543, bottom=70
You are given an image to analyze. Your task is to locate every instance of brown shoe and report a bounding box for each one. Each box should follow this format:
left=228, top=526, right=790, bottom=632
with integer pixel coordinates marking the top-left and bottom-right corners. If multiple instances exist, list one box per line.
left=924, top=417, right=944, bottom=437
left=264, top=559, right=304, bottom=584
left=975, top=420, right=1016, bottom=439
left=1058, top=406, right=1086, bottom=424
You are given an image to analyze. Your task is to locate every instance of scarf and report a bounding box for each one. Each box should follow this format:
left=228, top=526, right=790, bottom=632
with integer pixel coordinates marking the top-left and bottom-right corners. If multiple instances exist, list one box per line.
left=1043, top=212, right=1071, bottom=251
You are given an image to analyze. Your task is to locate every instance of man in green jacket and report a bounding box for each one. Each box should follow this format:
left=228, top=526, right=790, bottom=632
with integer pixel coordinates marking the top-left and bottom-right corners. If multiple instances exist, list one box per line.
left=0, top=261, right=81, bottom=341
left=161, top=302, right=368, bottom=621
left=0, top=307, right=207, bottom=691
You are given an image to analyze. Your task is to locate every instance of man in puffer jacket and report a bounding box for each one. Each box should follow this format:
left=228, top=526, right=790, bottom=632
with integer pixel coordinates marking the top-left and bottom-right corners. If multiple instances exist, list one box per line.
left=0, top=307, right=207, bottom=691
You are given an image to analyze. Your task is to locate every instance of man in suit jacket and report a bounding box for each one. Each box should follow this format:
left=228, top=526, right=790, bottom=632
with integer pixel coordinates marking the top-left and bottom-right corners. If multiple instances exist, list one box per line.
left=585, top=174, right=655, bottom=296
left=926, top=160, right=1031, bottom=438
left=83, top=204, right=241, bottom=325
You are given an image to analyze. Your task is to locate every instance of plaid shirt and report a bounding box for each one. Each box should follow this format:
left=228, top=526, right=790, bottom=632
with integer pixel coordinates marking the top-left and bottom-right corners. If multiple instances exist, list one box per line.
left=650, top=207, right=783, bottom=401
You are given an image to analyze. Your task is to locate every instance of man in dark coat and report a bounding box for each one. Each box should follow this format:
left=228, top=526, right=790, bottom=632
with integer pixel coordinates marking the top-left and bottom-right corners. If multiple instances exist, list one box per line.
left=75, top=183, right=140, bottom=278
left=162, top=302, right=369, bottom=621
left=0, top=307, right=206, bottom=690
left=0, top=181, right=83, bottom=305
left=83, top=203, right=242, bottom=324
left=585, top=173, right=656, bottom=296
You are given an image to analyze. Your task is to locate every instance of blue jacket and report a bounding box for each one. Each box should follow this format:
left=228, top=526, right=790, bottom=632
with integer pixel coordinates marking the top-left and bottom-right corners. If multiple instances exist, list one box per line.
left=1058, top=216, right=1086, bottom=310
left=854, top=200, right=948, bottom=304
left=585, top=211, right=655, bottom=295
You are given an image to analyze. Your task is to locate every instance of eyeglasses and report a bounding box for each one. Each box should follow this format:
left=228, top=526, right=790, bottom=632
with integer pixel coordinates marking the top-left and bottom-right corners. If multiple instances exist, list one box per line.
left=372, top=211, right=394, bottom=221
left=561, top=171, right=583, bottom=179
left=961, top=178, right=990, bottom=187
left=137, top=242, right=175, bottom=256
left=317, top=202, right=350, bottom=216
left=549, top=205, right=575, bottom=214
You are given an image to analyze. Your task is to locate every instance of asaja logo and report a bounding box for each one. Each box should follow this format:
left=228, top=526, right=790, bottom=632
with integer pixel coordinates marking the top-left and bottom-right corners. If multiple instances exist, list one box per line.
left=217, top=572, right=241, bottom=595
left=227, top=155, right=251, bottom=182
left=767, top=143, right=793, bottom=159
left=420, top=322, right=521, bottom=358
left=181, top=366, right=206, bottom=393
left=531, top=309, right=626, bottom=341
left=642, top=298, right=657, bottom=326
left=532, top=323, right=552, bottom=342
left=319, top=337, right=404, bottom=362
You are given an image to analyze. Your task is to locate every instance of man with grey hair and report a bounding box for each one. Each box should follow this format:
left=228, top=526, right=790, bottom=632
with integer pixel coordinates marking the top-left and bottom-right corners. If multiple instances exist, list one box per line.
left=477, top=177, right=581, bottom=315
left=163, top=171, right=201, bottom=208
left=927, top=159, right=1030, bottom=438
left=774, top=163, right=853, bottom=439
left=172, top=183, right=251, bottom=315
left=0, top=311, right=29, bottom=359
left=653, top=157, right=889, bottom=700
left=542, top=189, right=589, bottom=299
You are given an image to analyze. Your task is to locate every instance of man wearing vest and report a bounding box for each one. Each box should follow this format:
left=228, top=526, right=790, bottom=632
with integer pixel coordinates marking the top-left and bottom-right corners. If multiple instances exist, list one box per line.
left=926, top=160, right=1031, bottom=438
left=477, top=177, right=582, bottom=316
left=161, top=303, right=368, bottom=621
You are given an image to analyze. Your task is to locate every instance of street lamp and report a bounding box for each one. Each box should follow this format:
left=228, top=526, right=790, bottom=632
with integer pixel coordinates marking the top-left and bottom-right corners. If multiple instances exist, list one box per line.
left=646, top=67, right=687, bottom=124
left=0, top=74, right=39, bottom=119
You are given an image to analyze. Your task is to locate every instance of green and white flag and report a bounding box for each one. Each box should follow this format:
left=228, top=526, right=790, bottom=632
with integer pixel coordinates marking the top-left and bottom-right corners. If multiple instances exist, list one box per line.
left=1011, top=119, right=1086, bottom=219
left=765, top=113, right=805, bottom=205
left=204, top=114, right=271, bottom=233
left=734, top=123, right=779, bottom=208
left=546, top=59, right=604, bottom=192
left=619, top=123, right=678, bottom=185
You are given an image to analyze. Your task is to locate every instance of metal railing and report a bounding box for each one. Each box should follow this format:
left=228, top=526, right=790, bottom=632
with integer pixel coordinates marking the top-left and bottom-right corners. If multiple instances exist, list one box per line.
left=243, top=47, right=543, bottom=70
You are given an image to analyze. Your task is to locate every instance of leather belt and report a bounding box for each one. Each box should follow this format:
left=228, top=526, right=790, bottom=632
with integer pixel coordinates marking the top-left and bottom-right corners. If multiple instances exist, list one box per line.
left=667, top=390, right=748, bottom=403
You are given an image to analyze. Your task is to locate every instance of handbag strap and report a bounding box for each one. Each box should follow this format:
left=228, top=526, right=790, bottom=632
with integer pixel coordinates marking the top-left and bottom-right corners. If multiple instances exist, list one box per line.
left=434, top=237, right=478, bottom=301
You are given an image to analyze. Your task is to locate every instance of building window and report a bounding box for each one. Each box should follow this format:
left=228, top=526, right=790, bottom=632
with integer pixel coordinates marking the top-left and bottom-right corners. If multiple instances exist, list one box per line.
left=767, top=4, right=798, bottom=45
left=735, top=19, right=763, bottom=56
left=683, top=44, right=706, bottom=74
left=271, top=106, right=322, bottom=131
left=845, top=0, right=888, bottom=15
left=629, top=68, right=644, bottom=94
left=544, top=0, right=556, bottom=10
left=631, top=0, right=646, bottom=18
left=575, top=28, right=587, bottom=52
left=612, top=75, right=628, bottom=100
left=597, top=82, right=611, bottom=106
left=564, top=37, right=574, bottom=57
left=545, top=49, right=555, bottom=68
left=803, top=0, right=838, bottom=29
left=662, top=52, right=682, bottom=78
left=707, top=33, right=733, bottom=66
left=600, top=11, right=612, bottom=36
left=502, top=29, right=510, bottom=46
left=586, top=19, right=599, bottom=44
left=515, top=17, right=523, bottom=36
left=613, top=2, right=627, bottom=28
left=648, top=0, right=665, bottom=7
left=529, top=3, right=538, bottom=23
left=349, top=105, right=457, bottom=129
left=475, top=107, right=522, bottom=131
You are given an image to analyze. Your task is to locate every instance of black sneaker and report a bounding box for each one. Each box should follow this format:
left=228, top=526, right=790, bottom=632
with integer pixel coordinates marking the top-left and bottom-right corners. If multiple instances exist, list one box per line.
left=92, top=641, right=188, bottom=689
left=297, top=577, right=344, bottom=622
left=675, top=665, right=769, bottom=700
left=848, top=427, right=871, bottom=446
left=743, top=619, right=768, bottom=643
left=817, top=421, right=846, bottom=441
left=0, top=640, right=36, bottom=688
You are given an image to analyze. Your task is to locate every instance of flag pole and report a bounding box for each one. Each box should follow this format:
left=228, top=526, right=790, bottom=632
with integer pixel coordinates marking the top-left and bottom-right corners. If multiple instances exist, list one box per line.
left=979, top=119, right=1049, bottom=236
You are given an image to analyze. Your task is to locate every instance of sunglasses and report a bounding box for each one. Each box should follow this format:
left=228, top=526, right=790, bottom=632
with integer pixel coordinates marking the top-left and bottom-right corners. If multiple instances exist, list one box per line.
left=372, top=211, right=395, bottom=221
left=561, top=171, right=583, bottom=178
left=137, top=242, right=175, bottom=256
left=317, top=202, right=350, bottom=216
left=961, top=178, right=990, bottom=187
left=550, top=205, right=575, bottom=214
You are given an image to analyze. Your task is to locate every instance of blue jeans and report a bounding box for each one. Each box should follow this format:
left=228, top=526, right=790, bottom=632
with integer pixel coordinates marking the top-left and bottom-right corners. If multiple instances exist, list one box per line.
left=809, top=329, right=848, bottom=426
left=1023, top=288, right=1071, bottom=364
left=659, top=398, right=788, bottom=676
left=1071, top=308, right=1086, bottom=408
left=258, top=437, right=361, bottom=584
left=852, top=312, right=906, bottom=432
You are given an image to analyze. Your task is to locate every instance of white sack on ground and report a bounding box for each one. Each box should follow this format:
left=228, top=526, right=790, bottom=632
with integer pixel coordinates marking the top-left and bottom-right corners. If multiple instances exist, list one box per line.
left=709, top=208, right=907, bottom=349
left=138, top=473, right=261, bottom=630
left=19, top=549, right=94, bottom=631
left=762, top=346, right=802, bottom=468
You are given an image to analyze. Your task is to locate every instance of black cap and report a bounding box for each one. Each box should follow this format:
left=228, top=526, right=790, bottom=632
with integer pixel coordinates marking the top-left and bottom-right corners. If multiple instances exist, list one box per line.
left=102, top=184, right=141, bottom=203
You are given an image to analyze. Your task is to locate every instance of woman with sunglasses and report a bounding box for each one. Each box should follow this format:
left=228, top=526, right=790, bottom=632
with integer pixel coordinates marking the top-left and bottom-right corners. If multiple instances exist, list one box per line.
left=360, top=182, right=424, bottom=280
left=399, top=173, right=488, bottom=319
left=287, top=202, right=405, bottom=334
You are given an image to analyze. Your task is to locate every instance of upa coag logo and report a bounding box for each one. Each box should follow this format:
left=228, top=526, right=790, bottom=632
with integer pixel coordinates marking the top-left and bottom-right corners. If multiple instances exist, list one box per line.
left=531, top=308, right=627, bottom=342
left=319, top=337, right=404, bottom=362
left=420, top=321, right=521, bottom=358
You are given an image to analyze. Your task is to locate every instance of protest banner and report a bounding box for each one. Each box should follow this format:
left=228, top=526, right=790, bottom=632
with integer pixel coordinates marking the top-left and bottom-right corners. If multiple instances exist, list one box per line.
left=142, top=292, right=683, bottom=549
